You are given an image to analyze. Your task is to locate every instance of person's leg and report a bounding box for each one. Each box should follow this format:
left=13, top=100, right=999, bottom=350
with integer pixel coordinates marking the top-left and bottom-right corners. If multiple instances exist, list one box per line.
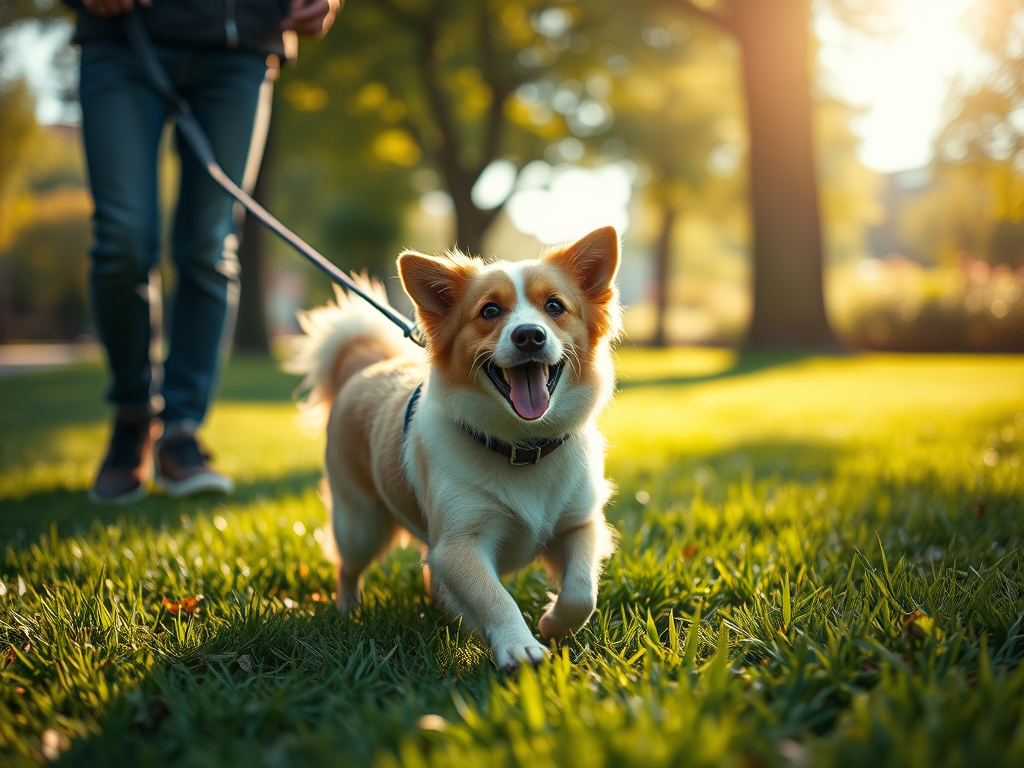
left=160, top=48, right=269, bottom=432
left=79, top=40, right=169, bottom=503
left=153, top=48, right=269, bottom=496
left=79, top=39, right=168, bottom=415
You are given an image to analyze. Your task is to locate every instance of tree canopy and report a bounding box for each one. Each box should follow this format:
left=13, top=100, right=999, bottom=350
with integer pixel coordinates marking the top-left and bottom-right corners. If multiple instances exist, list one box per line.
left=939, top=0, right=1024, bottom=224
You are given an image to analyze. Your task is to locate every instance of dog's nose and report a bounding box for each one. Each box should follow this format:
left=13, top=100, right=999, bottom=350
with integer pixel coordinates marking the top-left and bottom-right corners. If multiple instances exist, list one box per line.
left=511, top=324, right=547, bottom=353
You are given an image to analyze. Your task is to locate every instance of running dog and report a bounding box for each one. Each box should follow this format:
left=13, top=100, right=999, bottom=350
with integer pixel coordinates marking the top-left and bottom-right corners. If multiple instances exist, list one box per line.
left=287, top=226, right=621, bottom=670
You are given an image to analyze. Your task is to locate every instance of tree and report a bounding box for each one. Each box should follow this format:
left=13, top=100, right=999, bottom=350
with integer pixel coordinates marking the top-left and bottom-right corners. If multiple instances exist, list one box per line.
left=0, top=0, right=68, bottom=29
left=665, top=0, right=842, bottom=349
left=0, top=78, right=38, bottom=252
left=814, top=97, right=882, bottom=266
left=605, top=16, right=744, bottom=346
left=280, top=0, right=886, bottom=350
left=0, top=77, right=40, bottom=343
left=281, top=0, right=626, bottom=257
left=938, top=1, right=1024, bottom=231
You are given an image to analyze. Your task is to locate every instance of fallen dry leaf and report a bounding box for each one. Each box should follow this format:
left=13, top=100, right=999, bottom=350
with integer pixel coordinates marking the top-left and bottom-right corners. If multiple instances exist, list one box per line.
left=162, top=595, right=204, bottom=615
left=903, top=609, right=942, bottom=649
left=205, top=653, right=237, bottom=663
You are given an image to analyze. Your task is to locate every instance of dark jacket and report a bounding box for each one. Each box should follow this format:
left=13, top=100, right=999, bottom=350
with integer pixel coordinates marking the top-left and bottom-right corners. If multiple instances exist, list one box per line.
left=63, top=0, right=287, bottom=57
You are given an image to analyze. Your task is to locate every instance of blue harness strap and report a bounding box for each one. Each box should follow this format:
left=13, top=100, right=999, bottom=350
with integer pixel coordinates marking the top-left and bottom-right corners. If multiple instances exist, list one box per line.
left=403, top=383, right=423, bottom=436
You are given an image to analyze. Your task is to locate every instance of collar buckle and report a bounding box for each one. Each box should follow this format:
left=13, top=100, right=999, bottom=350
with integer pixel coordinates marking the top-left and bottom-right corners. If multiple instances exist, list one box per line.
left=509, top=445, right=543, bottom=466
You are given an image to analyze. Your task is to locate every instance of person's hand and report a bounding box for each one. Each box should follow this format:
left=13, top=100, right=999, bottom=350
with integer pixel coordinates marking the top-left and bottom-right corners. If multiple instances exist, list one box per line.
left=83, top=0, right=151, bottom=17
left=282, top=0, right=342, bottom=39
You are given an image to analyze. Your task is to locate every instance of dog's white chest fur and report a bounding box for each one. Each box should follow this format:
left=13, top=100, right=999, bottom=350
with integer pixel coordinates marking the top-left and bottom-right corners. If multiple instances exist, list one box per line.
left=404, top=399, right=604, bottom=575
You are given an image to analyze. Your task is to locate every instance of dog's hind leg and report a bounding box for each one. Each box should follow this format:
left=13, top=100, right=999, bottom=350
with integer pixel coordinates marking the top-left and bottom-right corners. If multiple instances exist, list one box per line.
left=327, top=478, right=397, bottom=613
left=420, top=559, right=433, bottom=598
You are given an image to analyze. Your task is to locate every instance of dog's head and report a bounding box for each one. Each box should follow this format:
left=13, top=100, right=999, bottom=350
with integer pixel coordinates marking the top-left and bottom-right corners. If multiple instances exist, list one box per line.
left=398, top=226, right=621, bottom=437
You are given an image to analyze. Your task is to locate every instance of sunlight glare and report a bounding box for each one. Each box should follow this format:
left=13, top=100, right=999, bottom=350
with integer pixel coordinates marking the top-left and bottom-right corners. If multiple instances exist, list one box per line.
left=506, top=163, right=633, bottom=244
left=471, top=160, right=518, bottom=210
left=817, top=0, right=990, bottom=173
left=0, top=19, right=79, bottom=124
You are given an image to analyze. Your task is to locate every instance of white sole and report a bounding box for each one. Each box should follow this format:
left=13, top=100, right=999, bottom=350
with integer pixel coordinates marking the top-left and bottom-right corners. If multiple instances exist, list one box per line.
left=153, top=472, right=234, bottom=498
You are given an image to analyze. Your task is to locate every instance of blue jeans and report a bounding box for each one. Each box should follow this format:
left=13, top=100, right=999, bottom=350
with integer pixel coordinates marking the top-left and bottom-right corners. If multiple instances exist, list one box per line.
left=79, top=39, right=267, bottom=428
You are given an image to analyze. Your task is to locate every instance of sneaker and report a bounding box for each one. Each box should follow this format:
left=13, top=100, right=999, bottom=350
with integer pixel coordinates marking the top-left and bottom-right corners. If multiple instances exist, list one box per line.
left=89, top=411, right=160, bottom=504
left=153, top=432, right=234, bottom=498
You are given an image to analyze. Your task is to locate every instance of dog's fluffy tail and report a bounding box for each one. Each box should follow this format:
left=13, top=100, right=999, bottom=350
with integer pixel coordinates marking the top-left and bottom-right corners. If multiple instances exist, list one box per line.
left=284, top=277, right=413, bottom=431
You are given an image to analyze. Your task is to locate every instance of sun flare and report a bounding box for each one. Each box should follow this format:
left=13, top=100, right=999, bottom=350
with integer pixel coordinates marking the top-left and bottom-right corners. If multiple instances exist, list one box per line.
left=817, top=0, right=989, bottom=173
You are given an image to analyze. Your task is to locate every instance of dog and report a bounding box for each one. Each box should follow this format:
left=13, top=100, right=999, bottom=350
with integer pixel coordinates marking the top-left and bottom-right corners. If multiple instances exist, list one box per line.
left=287, top=226, right=621, bottom=670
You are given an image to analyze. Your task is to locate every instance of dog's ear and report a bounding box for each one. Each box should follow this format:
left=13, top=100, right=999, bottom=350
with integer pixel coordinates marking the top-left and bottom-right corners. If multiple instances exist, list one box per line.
left=398, top=250, right=473, bottom=321
left=545, top=226, right=620, bottom=301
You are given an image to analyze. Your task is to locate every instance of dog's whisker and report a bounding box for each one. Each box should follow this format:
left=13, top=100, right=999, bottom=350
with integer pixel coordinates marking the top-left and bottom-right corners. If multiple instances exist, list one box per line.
left=563, top=341, right=583, bottom=378
left=470, top=347, right=491, bottom=379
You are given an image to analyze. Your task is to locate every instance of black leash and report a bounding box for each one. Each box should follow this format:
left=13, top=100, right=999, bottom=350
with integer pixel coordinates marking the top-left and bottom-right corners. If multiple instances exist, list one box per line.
left=121, top=11, right=425, bottom=348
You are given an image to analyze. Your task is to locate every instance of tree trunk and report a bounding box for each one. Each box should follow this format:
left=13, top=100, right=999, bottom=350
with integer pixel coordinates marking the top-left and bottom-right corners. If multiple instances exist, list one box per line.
left=405, top=6, right=502, bottom=258
left=732, top=0, right=839, bottom=349
left=233, top=132, right=272, bottom=356
left=0, top=260, right=11, bottom=343
left=452, top=197, right=492, bottom=257
left=651, top=203, right=677, bottom=347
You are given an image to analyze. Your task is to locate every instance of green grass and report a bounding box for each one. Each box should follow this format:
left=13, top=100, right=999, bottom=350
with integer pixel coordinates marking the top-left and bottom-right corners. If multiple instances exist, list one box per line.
left=2, top=350, right=1023, bottom=767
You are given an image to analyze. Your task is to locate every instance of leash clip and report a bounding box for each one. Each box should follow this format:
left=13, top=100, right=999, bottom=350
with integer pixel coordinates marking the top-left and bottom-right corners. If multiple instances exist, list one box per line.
left=406, top=324, right=427, bottom=348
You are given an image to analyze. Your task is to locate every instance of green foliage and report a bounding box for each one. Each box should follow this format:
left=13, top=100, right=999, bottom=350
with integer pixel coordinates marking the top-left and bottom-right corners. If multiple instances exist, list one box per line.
left=830, top=255, right=1024, bottom=351
left=274, top=0, right=603, bottom=257
left=2, top=352, right=1023, bottom=766
left=0, top=126, right=92, bottom=341
left=274, top=0, right=757, bottom=256
left=934, top=1, right=1024, bottom=270
left=815, top=98, right=883, bottom=265
left=0, top=0, right=70, bottom=29
left=941, top=0, right=1024, bottom=182
left=616, top=4, right=743, bottom=201
left=0, top=77, right=39, bottom=252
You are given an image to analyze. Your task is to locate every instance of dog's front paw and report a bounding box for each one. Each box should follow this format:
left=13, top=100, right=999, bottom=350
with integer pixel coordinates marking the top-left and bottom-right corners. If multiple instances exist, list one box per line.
left=491, top=637, right=550, bottom=673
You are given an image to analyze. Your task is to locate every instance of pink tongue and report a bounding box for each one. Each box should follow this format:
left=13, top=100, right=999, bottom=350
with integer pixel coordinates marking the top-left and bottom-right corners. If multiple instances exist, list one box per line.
left=507, top=362, right=550, bottom=420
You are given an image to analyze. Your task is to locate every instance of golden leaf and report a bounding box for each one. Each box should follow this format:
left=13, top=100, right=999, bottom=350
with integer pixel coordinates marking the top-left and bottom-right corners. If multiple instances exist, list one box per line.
left=162, top=595, right=204, bottom=615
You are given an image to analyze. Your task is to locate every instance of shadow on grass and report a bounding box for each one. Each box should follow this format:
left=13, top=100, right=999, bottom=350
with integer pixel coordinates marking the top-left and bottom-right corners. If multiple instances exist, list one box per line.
left=617, top=348, right=817, bottom=391
left=0, top=356, right=298, bottom=437
left=603, top=436, right=859, bottom=541
left=0, top=468, right=322, bottom=546
left=0, top=423, right=1015, bottom=767
left=44, top=443, right=1024, bottom=768
left=605, top=436, right=1024, bottom=573
left=0, top=365, right=108, bottom=434
left=55, top=599, right=494, bottom=768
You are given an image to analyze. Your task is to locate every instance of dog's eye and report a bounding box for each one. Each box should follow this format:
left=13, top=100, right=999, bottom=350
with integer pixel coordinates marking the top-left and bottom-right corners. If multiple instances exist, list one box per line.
left=480, top=303, right=502, bottom=320
left=544, top=298, right=565, bottom=317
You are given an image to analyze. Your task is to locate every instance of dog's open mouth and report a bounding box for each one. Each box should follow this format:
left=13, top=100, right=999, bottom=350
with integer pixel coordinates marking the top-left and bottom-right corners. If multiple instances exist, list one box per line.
left=484, top=359, right=565, bottom=420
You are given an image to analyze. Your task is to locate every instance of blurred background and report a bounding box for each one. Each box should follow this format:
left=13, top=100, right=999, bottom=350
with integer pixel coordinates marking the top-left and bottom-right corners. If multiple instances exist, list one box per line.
left=0, top=0, right=1022, bottom=356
